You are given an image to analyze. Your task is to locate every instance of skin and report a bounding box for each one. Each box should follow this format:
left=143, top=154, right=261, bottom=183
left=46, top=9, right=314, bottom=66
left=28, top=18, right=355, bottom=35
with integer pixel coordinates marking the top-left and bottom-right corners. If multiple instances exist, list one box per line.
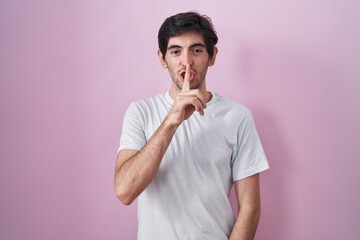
left=114, top=31, right=261, bottom=240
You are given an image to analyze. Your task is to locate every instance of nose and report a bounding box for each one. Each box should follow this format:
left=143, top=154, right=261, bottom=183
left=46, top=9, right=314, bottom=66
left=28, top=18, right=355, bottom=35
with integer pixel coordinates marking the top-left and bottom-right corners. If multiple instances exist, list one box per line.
left=181, top=50, right=193, bottom=67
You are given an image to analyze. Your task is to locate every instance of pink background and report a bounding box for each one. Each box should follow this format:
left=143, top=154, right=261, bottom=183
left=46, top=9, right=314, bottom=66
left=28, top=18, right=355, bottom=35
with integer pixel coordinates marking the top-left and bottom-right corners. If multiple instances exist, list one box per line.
left=1, top=1, right=360, bottom=239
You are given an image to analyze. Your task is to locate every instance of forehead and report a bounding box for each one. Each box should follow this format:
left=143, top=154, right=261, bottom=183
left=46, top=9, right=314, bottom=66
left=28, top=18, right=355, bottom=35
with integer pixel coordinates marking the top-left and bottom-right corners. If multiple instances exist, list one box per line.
left=167, top=31, right=205, bottom=48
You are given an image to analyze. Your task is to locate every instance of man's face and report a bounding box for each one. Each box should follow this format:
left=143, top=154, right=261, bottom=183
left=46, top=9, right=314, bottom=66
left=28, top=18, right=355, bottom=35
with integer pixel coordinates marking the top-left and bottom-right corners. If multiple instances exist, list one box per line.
left=159, top=31, right=216, bottom=92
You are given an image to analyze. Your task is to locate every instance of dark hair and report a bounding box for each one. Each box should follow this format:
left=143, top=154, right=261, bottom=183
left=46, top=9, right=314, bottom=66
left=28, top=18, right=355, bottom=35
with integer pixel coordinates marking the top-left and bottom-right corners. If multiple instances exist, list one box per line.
left=158, top=11, right=218, bottom=59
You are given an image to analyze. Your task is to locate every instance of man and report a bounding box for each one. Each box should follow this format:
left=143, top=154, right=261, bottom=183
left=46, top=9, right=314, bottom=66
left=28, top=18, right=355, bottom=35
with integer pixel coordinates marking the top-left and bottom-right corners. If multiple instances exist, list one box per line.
left=114, top=11, right=269, bottom=240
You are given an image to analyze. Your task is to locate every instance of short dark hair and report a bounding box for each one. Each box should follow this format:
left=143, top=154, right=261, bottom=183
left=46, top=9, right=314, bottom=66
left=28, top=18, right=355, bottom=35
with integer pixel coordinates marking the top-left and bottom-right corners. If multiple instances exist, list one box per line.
left=158, top=11, right=218, bottom=59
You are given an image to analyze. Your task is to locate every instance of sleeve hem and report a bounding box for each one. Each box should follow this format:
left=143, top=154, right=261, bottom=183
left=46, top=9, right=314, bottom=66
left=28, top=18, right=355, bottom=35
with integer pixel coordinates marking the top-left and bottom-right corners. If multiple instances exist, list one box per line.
left=232, top=163, right=270, bottom=181
left=117, top=144, right=143, bottom=153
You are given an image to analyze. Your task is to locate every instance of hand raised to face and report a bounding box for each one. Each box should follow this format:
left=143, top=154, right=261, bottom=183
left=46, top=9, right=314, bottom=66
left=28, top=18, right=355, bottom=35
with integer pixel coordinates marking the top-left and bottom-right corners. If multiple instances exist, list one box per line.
left=165, top=64, right=207, bottom=127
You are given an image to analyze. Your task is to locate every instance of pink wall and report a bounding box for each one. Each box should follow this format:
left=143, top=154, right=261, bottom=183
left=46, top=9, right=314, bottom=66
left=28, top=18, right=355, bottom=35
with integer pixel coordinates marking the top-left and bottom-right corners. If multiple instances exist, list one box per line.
left=1, top=1, right=359, bottom=239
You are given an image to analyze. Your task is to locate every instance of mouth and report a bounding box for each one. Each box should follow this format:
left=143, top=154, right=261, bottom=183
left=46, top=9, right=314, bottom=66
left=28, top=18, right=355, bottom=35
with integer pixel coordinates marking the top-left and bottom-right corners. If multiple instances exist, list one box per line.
left=179, top=69, right=196, bottom=82
left=180, top=72, right=186, bottom=80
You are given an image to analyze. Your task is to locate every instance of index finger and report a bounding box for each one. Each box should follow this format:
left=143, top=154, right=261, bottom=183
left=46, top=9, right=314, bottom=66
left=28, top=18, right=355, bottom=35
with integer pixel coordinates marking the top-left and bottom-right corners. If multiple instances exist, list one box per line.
left=182, top=64, right=190, bottom=92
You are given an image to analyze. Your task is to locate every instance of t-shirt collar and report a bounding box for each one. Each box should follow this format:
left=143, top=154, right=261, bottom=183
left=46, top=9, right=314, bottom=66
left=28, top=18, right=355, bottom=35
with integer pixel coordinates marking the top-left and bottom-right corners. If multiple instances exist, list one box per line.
left=164, top=91, right=217, bottom=107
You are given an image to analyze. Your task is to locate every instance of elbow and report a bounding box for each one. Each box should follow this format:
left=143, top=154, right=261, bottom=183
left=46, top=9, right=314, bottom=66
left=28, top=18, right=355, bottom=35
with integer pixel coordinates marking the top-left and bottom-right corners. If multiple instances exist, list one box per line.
left=115, top=185, right=135, bottom=205
left=119, top=197, right=134, bottom=206
left=238, top=202, right=261, bottom=222
left=250, top=204, right=261, bottom=225
left=254, top=206, right=261, bottom=222
left=248, top=203, right=261, bottom=219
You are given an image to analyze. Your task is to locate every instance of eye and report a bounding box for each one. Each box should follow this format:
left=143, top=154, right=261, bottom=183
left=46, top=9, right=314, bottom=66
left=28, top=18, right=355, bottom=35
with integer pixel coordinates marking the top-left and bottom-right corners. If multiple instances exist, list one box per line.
left=170, top=49, right=180, bottom=56
left=192, top=48, right=203, bottom=55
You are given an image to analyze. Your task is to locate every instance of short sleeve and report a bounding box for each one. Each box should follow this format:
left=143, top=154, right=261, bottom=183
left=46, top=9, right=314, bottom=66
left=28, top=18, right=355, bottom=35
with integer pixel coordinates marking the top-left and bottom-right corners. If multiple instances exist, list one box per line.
left=118, top=102, right=147, bottom=152
left=231, top=112, right=269, bottom=181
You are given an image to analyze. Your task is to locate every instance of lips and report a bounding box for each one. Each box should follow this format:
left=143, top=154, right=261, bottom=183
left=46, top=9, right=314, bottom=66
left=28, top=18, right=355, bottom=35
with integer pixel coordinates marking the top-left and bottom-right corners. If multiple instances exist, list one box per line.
left=180, top=72, right=186, bottom=79
left=179, top=69, right=196, bottom=81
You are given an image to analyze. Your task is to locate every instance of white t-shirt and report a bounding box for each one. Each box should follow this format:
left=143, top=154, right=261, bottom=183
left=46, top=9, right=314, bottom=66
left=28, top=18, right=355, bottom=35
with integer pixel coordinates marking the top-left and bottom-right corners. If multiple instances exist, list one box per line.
left=119, top=92, right=269, bottom=240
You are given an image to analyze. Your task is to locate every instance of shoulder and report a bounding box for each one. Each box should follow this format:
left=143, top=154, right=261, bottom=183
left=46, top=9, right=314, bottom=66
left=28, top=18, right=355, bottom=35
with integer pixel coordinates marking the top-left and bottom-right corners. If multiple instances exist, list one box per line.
left=212, top=93, right=252, bottom=120
left=128, top=92, right=168, bottom=110
left=125, top=92, right=169, bottom=120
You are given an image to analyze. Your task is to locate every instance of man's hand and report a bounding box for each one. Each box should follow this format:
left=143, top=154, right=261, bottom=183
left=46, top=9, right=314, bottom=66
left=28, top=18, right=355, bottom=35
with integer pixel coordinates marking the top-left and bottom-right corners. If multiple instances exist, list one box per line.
left=166, top=64, right=207, bottom=127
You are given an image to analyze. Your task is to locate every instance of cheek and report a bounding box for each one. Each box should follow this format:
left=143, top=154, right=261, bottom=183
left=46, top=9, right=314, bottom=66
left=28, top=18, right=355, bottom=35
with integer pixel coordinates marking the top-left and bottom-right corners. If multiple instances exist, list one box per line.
left=198, top=64, right=208, bottom=76
left=167, top=67, right=178, bottom=81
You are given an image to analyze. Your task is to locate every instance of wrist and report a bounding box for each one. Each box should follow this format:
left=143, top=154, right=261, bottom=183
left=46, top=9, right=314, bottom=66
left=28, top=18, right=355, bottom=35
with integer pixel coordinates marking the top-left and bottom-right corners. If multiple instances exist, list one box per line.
left=163, top=113, right=183, bottom=130
left=162, top=116, right=180, bottom=131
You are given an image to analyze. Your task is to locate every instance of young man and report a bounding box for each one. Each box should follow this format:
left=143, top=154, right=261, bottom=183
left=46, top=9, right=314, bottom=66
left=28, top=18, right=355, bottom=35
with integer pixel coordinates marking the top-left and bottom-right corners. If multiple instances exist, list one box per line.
left=114, top=12, right=269, bottom=240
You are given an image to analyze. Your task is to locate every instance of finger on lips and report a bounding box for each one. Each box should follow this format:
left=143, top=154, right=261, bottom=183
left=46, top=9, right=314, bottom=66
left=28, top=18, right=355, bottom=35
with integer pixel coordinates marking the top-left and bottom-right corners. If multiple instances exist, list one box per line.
left=181, top=64, right=191, bottom=92
left=178, top=64, right=206, bottom=116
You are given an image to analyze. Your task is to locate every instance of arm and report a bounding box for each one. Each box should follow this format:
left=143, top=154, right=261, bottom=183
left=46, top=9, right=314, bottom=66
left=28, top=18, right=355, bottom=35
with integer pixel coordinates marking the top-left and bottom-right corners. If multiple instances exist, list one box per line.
left=114, top=120, right=177, bottom=205
left=114, top=64, right=207, bottom=205
left=230, top=174, right=261, bottom=240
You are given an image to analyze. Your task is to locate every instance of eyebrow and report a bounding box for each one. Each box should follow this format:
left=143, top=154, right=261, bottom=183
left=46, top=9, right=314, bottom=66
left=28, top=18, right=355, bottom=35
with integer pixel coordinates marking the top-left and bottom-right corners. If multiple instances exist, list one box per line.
left=167, top=43, right=206, bottom=50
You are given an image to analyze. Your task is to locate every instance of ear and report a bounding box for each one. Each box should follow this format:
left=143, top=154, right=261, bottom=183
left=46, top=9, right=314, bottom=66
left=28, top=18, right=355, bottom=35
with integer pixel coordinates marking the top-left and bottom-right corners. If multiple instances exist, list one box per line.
left=157, top=49, right=167, bottom=68
left=208, top=46, right=218, bottom=67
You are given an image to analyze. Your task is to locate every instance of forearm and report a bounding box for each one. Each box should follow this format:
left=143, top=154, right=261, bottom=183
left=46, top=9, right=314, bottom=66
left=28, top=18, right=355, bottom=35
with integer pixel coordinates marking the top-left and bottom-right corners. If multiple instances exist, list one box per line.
left=230, top=204, right=260, bottom=240
left=115, top=118, right=177, bottom=204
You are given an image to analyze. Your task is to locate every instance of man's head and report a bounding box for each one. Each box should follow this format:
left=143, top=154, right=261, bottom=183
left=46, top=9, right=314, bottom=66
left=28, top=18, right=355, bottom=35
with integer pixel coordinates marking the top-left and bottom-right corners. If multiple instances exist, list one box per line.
left=157, top=12, right=218, bottom=93
left=158, top=11, right=218, bottom=60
